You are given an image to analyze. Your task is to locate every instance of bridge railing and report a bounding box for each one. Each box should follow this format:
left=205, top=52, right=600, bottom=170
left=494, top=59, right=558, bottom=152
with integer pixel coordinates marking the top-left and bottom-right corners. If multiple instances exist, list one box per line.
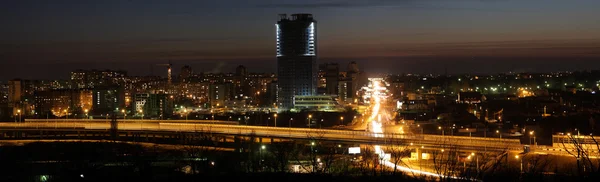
left=24, top=119, right=238, bottom=124
left=0, top=122, right=87, bottom=129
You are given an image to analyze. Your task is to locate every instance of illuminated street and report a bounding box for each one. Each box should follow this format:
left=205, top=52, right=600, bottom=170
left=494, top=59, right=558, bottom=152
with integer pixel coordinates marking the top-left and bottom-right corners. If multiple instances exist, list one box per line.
left=358, top=78, right=445, bottom=178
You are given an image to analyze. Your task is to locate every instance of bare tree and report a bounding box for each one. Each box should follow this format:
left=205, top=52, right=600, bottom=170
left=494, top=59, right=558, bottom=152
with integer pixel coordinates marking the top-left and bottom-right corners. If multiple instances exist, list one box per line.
left=384, top=133, right=413, bottom=176
left=356, top=145, right=377, bottom=176
left=180, top=126, right=217, bottom=174
left=431, top=145, right=463, bottom=181
left=559, top=134, right=600, bottom=177
left=268, top=141, right=296, bottom=172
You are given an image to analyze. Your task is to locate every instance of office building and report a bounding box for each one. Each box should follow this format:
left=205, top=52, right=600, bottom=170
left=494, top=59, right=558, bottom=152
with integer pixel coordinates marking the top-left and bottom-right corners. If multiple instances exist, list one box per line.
left=293, top=95, right=339, bottom=110
left=276, top=14, right=318, bottom=108
left=338, top=80, right=352, bottom=103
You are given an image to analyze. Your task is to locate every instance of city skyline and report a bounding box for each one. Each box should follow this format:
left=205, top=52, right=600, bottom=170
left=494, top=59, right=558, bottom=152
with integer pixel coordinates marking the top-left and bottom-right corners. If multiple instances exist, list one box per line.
left=2, top=0, right=600, bottom=80
left=2, top=2, right=600, bottom=180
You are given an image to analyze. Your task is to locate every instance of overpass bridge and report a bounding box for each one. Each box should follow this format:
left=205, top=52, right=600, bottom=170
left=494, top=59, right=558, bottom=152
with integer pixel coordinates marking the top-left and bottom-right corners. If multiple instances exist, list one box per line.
left=0, top=119, right=524, bottom=153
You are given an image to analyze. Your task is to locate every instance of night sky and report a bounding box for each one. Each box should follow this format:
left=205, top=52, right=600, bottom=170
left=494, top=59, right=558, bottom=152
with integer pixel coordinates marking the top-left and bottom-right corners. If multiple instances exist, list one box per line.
left=1, top=0, right=600, bottom=80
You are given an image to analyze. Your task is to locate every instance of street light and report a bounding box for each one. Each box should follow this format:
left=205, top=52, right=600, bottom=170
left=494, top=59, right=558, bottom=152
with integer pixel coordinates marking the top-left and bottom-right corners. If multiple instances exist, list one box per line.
left=320, top=119, right=323, bottom=128
left=470, top=152, right=479, bottom=171
left=139, top=110, right=144, bottom=120
left=340, top=116, right=344, bottom=125
left=289, top=118, right=293, bottom=128
left=496, top=130, right=502, bottom=139
left=184, top=108, right=188, bottom=120
left=122, top=109, right=126, bottom=120
left=274, top=113, right=278, bottom=127
left=210, top=109, right=215, bottom=124
left=308, top=114, right=312, bottom=129
left=438, top=126, right=444, bottom=136
left=17, top=109, right=21, bottom=122
left=84, top=109, right=89, bottom=119
left=467, top=128, right=472, bottom=136
left=64, top=109, right=68, bottom=120
left=529, top=131, right=536, bottom=146
left=516, top=155, right=523, bottom=173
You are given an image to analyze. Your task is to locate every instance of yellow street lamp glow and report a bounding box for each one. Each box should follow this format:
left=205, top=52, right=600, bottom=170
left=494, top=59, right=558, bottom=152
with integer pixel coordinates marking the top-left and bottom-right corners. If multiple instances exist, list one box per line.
left=438, top=126, right=442, bottom=130
left=84, top=109, right=88, bottom=113
left=471, top=152, right=475, bottom=156
left=496, top=130, right=499, bottom=133
left=17, top=109, right=21, bottom=113
left=274, top=113, right=277, bottom=117
left=308, top=114, right=312, bottom=119
left=529, top=131, right=534, bottom=135
left=515, top=155, right=519, bottom=159
left=121, top=109, right=125, bottom=113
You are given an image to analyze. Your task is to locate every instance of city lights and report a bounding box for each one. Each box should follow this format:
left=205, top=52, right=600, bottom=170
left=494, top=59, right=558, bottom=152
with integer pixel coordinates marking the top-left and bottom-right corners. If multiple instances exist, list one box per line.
left=3, top=6, right=600, bottom=180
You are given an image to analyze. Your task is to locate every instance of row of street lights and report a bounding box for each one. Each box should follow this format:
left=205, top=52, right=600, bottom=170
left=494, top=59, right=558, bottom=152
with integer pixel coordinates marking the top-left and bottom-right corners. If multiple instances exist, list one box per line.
left=15, top=108, right=150, bottom=121
left=435, top=126, right=508, bottom=139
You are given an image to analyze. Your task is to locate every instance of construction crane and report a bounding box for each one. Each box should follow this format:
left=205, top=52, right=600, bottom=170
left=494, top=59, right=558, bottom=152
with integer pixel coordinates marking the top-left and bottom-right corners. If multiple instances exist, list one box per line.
left=156, top=62, right=172, bottom=85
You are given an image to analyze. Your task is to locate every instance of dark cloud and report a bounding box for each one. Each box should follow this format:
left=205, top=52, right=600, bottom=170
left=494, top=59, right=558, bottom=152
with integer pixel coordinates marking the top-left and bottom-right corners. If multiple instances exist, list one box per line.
left=257, top=0, right=526, bottom=13
left=257, top=0, right=408, bottom=9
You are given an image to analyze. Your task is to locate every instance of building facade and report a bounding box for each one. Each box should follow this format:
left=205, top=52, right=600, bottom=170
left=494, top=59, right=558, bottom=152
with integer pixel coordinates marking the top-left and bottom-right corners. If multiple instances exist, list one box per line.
left=209, top=83, right=233, bottom=107
left=33, top=89, right=92, bottom=117
left=324, top=63, right=339, bottom=95
left=92, top=86, right=125, bottom=114
left=71, top=69, right=126, bottom=88
left=276, top=14, right=318, bottom=109
left=134, top=93, right=173, bottom=119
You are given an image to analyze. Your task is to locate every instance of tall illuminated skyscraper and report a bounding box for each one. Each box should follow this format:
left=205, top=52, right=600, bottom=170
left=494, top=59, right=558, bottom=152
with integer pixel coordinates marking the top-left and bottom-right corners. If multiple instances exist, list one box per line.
left=276, top=14, right=317, bottom=108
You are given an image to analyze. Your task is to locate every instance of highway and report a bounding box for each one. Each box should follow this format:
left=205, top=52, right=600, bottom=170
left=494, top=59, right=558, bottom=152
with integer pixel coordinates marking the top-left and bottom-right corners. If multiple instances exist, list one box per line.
left=0, top=121, right=522, bottom=151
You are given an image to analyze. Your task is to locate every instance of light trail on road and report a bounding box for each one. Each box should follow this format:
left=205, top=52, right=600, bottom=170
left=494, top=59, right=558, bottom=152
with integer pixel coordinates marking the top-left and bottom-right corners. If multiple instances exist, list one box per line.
left=366, top=78, right=448, bottom=178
